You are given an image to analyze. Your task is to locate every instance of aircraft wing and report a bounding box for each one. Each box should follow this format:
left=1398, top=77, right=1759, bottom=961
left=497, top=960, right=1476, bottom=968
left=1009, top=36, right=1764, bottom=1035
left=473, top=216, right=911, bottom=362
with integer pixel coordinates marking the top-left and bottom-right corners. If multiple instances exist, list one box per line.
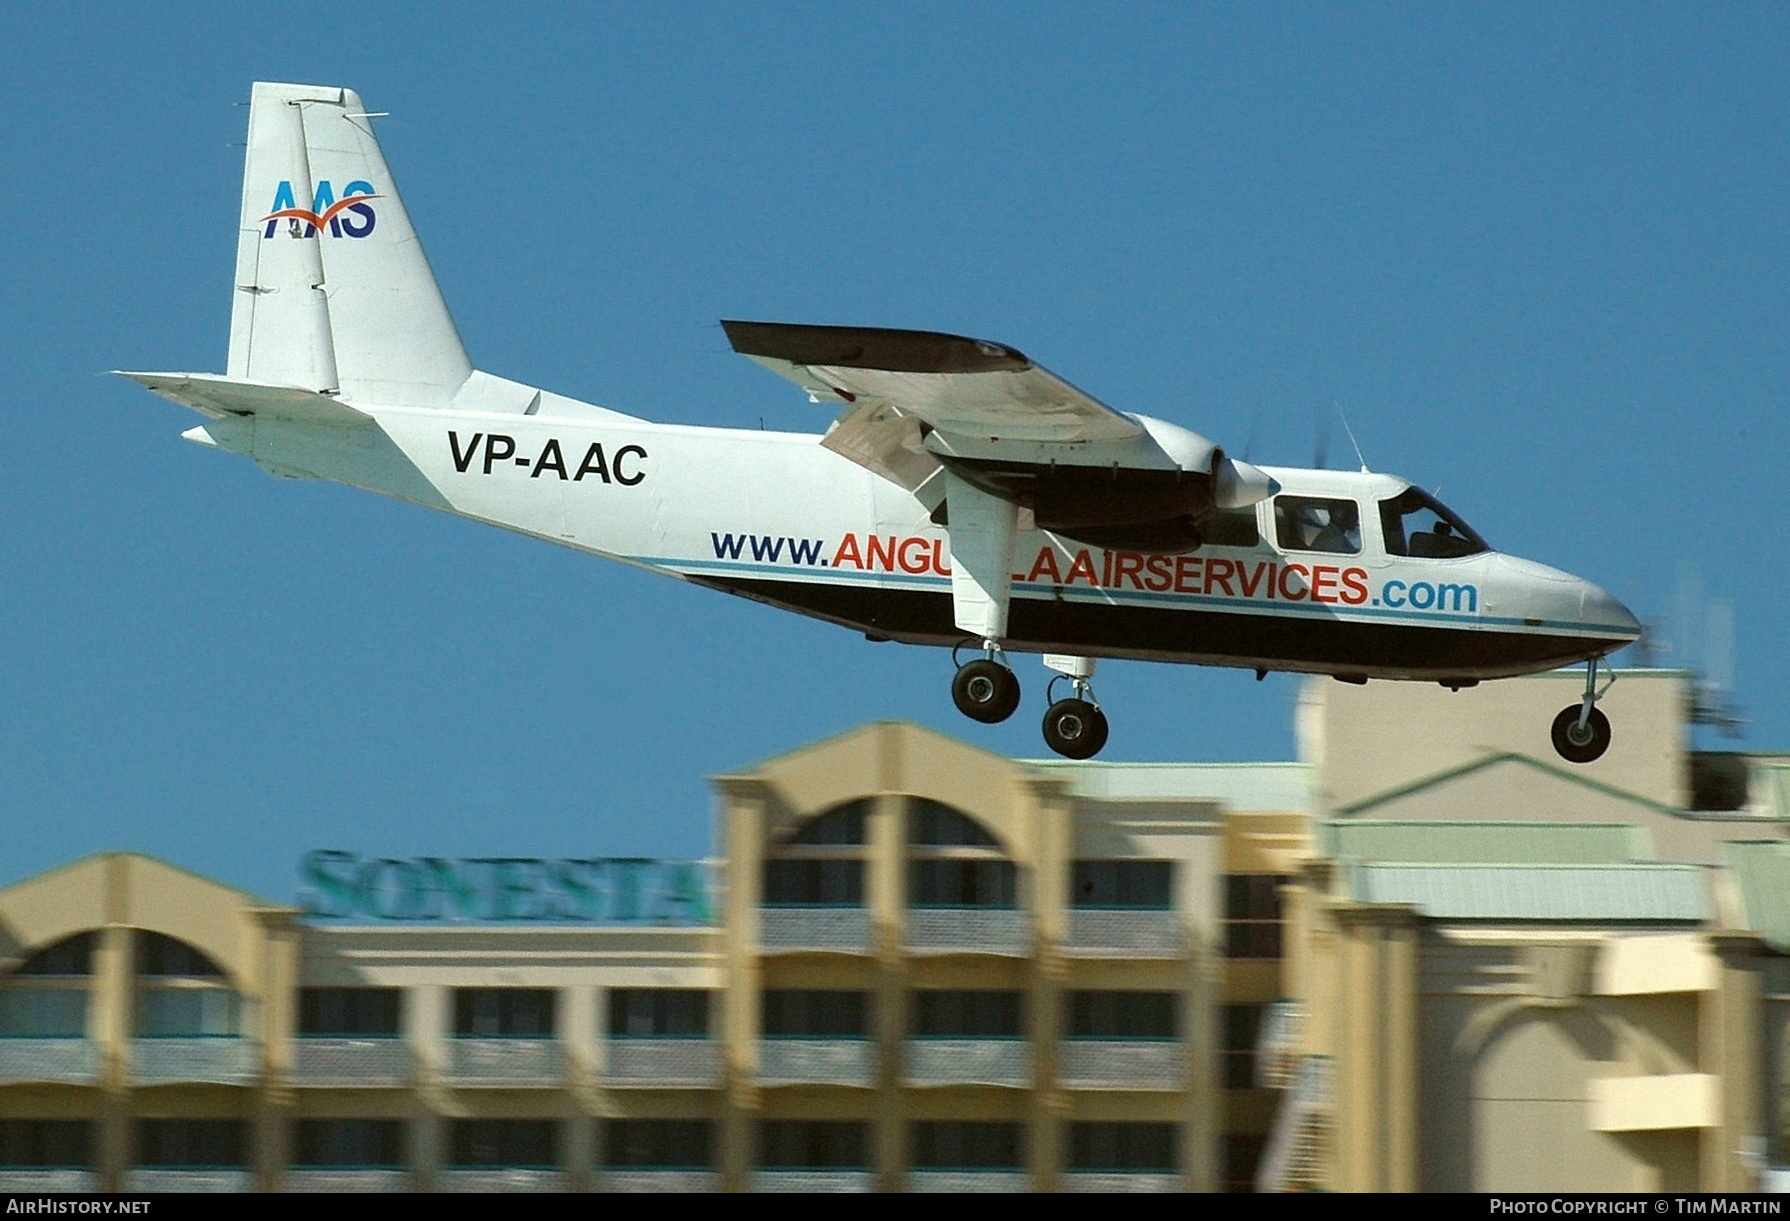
left=720, top=321, right=1142, bottom=445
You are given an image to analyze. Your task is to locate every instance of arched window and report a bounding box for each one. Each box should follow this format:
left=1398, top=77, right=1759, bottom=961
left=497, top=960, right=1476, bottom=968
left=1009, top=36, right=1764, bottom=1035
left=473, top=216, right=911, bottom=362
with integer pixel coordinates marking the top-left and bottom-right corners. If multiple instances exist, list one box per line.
left=764, top=800, right=869, bottom=907
left=782, top=800, right=869, bottom=846
left=134, top=933, right=239, bottom=1038
left=909, top=799, right=999, bottom=848
left=907, top=800, right=1016, bottom=909
left=15, top=933, right=94, bottom=977
left=0, top=934, right=94, bottom=1038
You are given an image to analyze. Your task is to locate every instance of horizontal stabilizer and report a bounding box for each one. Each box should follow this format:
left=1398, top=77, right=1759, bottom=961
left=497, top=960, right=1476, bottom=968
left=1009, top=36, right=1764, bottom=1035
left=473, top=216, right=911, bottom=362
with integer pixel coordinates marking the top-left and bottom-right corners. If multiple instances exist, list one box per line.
left=116, top=372, right=374, bottom=427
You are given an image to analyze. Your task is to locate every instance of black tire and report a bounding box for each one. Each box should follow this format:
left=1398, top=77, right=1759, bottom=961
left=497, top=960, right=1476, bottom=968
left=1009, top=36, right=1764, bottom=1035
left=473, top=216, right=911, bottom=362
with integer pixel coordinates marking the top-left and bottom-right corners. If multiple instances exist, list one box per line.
left=1551, top=705, right=1611, bottom=764
left=952, top=659, right=1020, bottom=724
left=1087, top=706, right=1110, bottom=756
left=1043, top=698, right=1105, bottom=759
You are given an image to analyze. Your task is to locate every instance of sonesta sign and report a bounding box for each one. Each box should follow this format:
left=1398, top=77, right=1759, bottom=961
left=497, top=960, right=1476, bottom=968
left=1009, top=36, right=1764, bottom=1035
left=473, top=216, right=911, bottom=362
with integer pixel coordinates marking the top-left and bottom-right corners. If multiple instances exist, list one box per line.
left=300, top=851, right=714, bottom=924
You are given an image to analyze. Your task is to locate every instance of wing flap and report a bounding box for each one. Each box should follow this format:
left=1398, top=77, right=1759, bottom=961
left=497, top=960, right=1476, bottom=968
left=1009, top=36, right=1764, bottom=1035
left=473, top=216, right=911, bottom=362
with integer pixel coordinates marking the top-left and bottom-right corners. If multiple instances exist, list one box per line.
left=723, top=320, right=1141, bottom=444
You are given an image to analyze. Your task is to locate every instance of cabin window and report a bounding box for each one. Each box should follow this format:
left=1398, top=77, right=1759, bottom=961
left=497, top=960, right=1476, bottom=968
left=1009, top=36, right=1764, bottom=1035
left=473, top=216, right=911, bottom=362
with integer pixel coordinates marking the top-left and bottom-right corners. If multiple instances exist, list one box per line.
left=1379, top=487, right=1487, bottom=558
left=1274, top=496, right=1361, bottom=555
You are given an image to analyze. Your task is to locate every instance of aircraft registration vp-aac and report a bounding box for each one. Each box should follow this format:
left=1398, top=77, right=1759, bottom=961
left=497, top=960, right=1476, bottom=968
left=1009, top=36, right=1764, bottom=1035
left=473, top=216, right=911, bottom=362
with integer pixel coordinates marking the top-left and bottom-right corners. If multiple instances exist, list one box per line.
left=123, top=82, right=1642, bottom=761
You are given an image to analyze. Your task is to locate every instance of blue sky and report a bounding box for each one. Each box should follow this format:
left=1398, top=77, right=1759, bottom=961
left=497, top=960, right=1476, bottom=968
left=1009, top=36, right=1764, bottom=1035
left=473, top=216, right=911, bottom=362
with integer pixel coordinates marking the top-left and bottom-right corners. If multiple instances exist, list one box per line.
left=1, top=3, right=1785, bottom=902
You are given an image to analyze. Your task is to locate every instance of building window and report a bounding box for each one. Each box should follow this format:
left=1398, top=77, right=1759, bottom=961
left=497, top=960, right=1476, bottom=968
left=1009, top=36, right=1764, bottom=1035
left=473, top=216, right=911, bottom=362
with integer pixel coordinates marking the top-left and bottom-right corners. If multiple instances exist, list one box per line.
left=606, top=989, right=710, bottom=1039
left=0, top=988, right=86, bottom=1038
left=294, top=1119, right=404, bottom=1169
left=1072, top=860, right=1173, bottom=909
left=1066, top=991, right=1177, bottom=1040
left=909, top=800, right=999, bottom=847
left=134, top=934, right=239, bottom=1037
left=0, top=1121, right=91, bottom=1168
left=784, top=800, right=870, bottom=845
left=603, top=1120, right=713, bottom=1169
left=1067, top=1121, right=1178, bottom=1173
left=136, top=933, right=224, bottom=978
left=909, top=859, right=1017, bottom=908
left=1222, top=1133, right=1267, bottom=1193
left=299, top=988, right=401, bottom=1037
left=453, top=988, right=554, bottom=1038
left=910, top=1121, right=1022, bottom=1169
left=762, top=859, right=864, bottom=907
left=1221, top=1004, right=1267, bottom=1089
left=16, top=934, right=94, bottom=977
left=1223, top=875, right=1286, bottom=959
left=762, top=990, right=869, bottom=1039
left=449, top=1119, right=556, bottom=1169
left=136, top=1120, right=247, bottom=1168
left=3, top=934, right=93, bottom=1038
left=911, top=991, right=1023, bottom=1039
left=758, top=1121, right=869, bottom=1170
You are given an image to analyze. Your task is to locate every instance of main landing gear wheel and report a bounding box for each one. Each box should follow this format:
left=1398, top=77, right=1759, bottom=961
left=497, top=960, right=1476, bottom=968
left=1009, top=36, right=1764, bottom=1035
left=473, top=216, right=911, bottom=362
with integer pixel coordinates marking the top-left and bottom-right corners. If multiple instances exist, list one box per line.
left=952, top=658, right=1021, bottom=724
left=1551, top=706, right=1611, bottom=764
left=1043, top=699, right=1109, bottom=760
left=1551, top=657, right=1615, bottom=764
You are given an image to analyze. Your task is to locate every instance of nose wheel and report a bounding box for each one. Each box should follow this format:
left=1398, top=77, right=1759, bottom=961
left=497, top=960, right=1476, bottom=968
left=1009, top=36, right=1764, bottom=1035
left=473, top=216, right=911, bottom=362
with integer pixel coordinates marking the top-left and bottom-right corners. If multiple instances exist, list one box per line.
left=1551, top=657, right=1615, bottom=763
left=952, top=644, right=1021, bottom=724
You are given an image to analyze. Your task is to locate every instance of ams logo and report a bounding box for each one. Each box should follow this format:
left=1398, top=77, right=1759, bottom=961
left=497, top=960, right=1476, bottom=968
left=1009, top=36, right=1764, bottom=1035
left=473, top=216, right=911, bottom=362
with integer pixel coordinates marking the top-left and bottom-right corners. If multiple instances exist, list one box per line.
left=261, top=179, right=379, bottom=239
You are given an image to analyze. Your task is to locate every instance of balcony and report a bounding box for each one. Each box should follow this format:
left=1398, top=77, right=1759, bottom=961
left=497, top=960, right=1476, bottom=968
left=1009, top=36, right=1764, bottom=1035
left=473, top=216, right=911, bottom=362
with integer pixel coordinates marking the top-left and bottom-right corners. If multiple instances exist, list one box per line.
left=446, top=1038, right=564, bottom=1087
left=292, top=1038, right=410, bottom=1087
left=753, top=1170, right=875, bottom=1192
left=132, top=1037, right=257, bottom=1085
left=1061, top=1171, right=1181, bottom=1192
left=904, top=908, right=1028, bottom=956
left=284, top=1168, right=410, bottom=1192
left=1254, top=1001, right=1303, bottom=1089
left=1057, top=1040, right=1185, bottom=1091
left=1065, top=910, right=1183, bottom=958
left=0, top=1038, right=97, bottom=1084
left=436, top=1168, right=566, bottom=1192
left=0, top=1170, right=98, bottom=1192
left=758, top=1038, right=875, bottom=1087
left=760, top=907, right=871, bottom=954
left=904, top=1039, right=1030, bottom=1088
left=603, top=1038, right=722, bottom=1088
left=907, top=1170, right=1029, bottom=1192
left=123, top=1169, right=253, bottom=1192
left=600, top=1169, right=722, bottom=1192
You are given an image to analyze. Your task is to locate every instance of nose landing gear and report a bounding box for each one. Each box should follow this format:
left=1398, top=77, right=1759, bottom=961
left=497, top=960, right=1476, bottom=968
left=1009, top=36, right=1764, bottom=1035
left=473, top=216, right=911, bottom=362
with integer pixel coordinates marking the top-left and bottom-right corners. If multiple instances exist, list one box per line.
left=1551, top=657, right=1614, bottom=763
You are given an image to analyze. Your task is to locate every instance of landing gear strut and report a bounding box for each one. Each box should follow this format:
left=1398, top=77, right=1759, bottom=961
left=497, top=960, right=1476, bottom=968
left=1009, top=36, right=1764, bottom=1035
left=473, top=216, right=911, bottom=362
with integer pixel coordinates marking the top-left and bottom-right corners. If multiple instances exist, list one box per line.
left=1551, top=657, right=1614, bottom=764
left=1041, top=656, right=1108, bottom=760
left=952, top=641, right=1020, bottom=724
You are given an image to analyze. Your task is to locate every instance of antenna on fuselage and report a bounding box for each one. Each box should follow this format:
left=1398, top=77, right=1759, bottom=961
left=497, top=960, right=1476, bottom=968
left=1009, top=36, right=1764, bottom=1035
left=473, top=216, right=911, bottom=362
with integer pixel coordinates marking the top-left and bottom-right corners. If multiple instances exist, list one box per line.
left=1335, top=401, right=1370, bottom=473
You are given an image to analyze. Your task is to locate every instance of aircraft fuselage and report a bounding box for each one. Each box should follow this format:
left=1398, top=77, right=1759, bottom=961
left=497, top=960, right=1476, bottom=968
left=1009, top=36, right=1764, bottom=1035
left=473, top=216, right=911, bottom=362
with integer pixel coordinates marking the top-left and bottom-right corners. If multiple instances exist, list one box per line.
left=188, top=389, right=1639, bottom=683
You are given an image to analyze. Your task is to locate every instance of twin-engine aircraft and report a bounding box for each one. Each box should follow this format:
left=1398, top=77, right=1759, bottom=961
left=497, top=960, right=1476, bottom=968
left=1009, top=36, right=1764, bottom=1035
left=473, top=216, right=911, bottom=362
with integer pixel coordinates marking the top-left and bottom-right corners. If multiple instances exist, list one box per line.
left=122, top=82, right=1641, bottom=760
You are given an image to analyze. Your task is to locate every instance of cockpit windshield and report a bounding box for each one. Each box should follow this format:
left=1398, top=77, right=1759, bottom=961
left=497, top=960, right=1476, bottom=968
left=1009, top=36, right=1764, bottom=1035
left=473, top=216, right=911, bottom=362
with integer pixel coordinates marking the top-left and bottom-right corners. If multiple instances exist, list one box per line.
left=1378, top=487, right=1488, bottom=559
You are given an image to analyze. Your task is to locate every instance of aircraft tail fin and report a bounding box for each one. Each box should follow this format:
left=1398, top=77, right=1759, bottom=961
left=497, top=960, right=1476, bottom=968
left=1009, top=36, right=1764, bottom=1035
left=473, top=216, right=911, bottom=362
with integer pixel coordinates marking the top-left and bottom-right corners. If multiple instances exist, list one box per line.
left=228, top=82, right=472, bottom=408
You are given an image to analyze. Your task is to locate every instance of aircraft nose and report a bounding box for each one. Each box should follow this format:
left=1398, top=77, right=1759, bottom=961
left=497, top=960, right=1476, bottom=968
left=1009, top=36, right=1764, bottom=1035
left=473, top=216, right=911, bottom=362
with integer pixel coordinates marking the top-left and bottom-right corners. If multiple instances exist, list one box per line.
left=1582, top=582, right=1642, bottom=642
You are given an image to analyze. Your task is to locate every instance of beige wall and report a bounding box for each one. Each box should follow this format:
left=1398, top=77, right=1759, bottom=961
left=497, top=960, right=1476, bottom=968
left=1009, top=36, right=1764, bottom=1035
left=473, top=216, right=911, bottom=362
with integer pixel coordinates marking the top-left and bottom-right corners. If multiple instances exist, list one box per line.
left=1300, top=670, right=1689, bottom=814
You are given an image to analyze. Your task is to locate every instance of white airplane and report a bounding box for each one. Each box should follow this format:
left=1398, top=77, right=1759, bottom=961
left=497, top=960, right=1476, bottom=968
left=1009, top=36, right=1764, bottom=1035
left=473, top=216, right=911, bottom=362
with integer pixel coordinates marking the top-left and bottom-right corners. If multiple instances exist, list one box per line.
left=122, top=82, right=1641, bottom=761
